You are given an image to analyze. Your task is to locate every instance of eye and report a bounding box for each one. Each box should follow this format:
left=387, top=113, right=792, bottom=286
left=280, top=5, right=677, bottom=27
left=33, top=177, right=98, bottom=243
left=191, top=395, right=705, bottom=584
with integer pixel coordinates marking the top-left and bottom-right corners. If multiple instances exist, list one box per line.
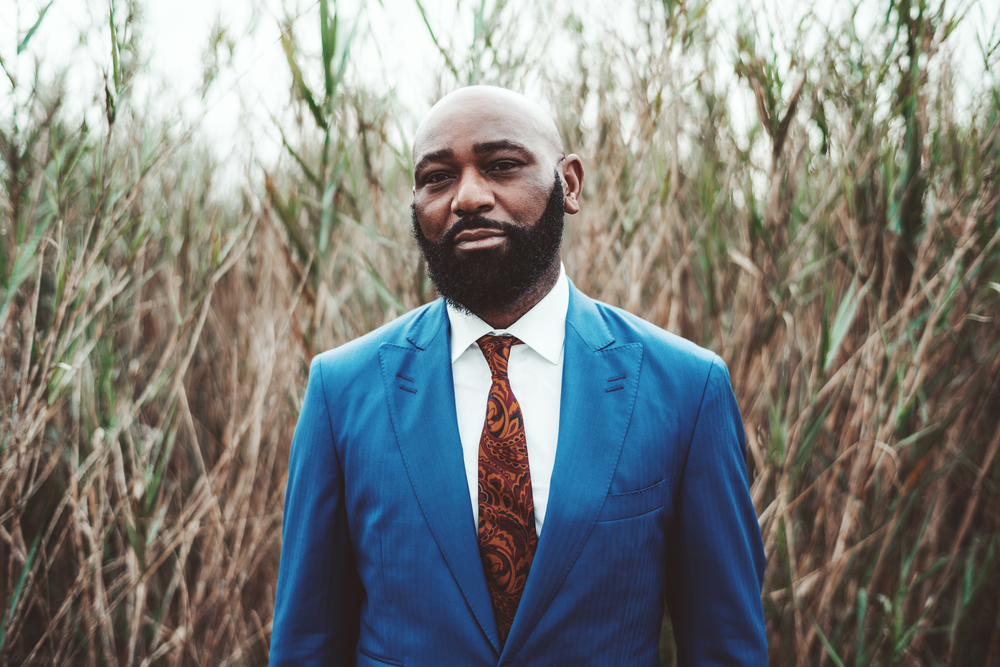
left=423, top=171, right=452, bottom=184
left=490, top=160, right=519, bottom=173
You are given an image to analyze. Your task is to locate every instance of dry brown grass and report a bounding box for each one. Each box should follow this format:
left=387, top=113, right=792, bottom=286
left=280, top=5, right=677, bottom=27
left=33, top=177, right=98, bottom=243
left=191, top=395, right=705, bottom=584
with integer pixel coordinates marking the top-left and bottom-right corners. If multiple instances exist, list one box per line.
left=2, top=0, right=999, bottom=665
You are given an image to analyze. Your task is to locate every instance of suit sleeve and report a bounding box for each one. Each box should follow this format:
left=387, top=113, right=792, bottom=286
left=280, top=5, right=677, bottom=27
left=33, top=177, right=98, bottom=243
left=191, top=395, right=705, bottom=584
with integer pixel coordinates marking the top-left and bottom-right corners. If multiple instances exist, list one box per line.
left=270, top=357, right=361, bottom=666
left=664, top=355, right=767, bottom=666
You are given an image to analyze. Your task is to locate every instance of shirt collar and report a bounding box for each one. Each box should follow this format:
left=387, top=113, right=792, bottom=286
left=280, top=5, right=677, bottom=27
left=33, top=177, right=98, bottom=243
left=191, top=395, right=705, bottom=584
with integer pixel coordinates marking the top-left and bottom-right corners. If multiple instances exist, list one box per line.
left=447, top=263, right=569, bottom=365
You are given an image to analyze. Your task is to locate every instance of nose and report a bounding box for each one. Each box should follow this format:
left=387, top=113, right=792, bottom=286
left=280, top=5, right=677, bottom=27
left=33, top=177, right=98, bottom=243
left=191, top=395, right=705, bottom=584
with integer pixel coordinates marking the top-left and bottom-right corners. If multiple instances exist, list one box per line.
left=451, top=168, right=495, bottom=217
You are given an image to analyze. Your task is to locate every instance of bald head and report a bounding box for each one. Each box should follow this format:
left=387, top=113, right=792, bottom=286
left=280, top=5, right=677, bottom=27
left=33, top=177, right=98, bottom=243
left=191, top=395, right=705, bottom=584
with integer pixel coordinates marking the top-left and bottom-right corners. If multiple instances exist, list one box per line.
left=413, top=86, right=565, bottom=169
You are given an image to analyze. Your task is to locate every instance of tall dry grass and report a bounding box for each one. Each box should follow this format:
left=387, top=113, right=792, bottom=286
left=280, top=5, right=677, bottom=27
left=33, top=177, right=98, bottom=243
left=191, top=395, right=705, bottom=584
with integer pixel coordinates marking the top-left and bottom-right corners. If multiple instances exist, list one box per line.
left=2, top=0, right=999, bottom=665
left=0, top=8, right=297, bottom=662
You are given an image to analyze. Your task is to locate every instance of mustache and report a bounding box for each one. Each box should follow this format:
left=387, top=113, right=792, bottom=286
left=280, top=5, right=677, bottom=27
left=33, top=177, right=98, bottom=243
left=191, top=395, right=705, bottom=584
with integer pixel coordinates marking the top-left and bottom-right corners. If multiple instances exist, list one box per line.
left=441, top=216, right=520, bottom=247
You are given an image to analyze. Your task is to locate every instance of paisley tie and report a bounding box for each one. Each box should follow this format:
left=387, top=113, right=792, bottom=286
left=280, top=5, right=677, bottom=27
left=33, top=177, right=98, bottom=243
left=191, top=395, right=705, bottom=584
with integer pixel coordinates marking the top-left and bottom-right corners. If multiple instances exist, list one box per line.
left=475, top=334, right=538, bottom=647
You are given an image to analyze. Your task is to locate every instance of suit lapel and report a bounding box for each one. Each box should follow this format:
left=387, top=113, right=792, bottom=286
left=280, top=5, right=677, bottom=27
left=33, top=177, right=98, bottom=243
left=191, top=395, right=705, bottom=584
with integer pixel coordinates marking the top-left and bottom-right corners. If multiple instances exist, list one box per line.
left=501, top=285, right=644, bottom=661
left=378, top=301, right=501, bottom=653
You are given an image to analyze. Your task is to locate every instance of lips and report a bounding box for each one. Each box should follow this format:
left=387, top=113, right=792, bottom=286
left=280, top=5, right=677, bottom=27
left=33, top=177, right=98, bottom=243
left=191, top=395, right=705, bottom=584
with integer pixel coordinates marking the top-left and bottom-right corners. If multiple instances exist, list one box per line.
left=452, top=228, right=507, bottom=251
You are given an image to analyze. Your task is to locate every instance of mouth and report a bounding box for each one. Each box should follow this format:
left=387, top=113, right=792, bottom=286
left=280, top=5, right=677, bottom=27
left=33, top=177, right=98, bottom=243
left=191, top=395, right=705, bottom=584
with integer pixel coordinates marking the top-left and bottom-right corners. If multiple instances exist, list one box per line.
left=452, top=228, right=507, bottom=251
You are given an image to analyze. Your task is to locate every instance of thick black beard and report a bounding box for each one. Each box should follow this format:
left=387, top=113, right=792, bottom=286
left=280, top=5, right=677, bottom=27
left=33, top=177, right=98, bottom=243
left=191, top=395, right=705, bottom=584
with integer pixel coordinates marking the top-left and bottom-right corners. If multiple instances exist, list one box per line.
left=412, top=171, right=565, bottom=316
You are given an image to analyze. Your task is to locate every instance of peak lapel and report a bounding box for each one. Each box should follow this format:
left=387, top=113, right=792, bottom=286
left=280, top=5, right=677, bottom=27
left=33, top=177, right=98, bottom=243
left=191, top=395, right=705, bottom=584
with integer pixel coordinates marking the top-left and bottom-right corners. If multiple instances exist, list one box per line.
left=378, top=301, right=501, bottom=653
left=501, top=286, right=644, bottom=661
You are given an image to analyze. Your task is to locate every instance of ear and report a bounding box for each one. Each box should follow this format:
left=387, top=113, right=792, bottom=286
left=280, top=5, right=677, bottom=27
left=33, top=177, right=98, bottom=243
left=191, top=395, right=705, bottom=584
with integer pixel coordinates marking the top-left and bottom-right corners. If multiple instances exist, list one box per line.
left=560, top=154, right=584, bottom=214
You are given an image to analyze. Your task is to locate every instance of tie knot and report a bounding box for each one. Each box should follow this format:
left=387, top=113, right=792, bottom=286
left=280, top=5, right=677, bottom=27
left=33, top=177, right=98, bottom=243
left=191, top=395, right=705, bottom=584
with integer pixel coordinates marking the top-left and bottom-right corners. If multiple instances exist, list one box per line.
left=476, top=334, right=523, bottom=377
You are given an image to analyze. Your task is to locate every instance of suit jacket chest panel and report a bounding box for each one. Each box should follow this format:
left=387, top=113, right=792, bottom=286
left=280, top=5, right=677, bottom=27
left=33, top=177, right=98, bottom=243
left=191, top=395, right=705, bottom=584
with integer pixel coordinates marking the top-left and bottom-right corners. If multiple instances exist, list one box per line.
left=605, top=345, right=712, bottom=490
left=317, top=341, right=497, bottom=661
left=323, top=356, right=415, bottom=522
left=602, top=384, right=685, bottom=518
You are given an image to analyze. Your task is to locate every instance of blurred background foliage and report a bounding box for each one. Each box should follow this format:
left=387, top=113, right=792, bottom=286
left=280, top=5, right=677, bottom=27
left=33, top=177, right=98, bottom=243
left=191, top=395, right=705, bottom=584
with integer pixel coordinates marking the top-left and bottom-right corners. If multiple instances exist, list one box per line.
left=1, top=0, right=999, bottom=664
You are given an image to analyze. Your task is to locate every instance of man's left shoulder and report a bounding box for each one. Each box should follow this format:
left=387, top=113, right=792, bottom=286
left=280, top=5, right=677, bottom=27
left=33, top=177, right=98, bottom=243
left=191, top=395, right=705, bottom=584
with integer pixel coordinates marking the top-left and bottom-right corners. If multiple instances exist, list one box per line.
left=586, top=297, right=722, bottom=373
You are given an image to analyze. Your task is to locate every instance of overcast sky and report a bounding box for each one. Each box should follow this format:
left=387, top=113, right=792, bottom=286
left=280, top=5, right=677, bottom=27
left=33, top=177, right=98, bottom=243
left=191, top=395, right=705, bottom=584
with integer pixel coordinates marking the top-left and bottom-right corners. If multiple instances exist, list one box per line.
left=3, top=0, right=997, bottom=179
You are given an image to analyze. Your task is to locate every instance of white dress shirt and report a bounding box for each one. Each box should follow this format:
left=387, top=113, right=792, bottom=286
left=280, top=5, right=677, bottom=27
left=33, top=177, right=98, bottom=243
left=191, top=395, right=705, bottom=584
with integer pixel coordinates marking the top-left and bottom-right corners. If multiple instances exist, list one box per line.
left=447, top=264, right=569, bottom=537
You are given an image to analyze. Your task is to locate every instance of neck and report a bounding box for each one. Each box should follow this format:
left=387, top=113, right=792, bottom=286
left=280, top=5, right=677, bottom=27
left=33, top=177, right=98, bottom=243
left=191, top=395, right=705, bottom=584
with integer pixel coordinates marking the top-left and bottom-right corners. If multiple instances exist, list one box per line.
left=473, top=259, right=561, bottom=330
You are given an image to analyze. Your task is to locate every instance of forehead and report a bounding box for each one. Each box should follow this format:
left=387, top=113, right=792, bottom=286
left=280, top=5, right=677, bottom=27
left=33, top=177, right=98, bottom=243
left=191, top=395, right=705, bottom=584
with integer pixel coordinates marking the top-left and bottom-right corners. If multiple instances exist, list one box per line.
left=414, top=99, right=553, bottom=163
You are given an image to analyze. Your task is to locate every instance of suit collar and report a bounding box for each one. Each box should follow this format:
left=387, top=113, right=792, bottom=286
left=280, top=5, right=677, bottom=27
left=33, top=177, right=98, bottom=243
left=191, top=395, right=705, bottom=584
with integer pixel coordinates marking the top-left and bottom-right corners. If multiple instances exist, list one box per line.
left=403, top=297, right=447, bottom=351
left=405, top=274, right=602, bottom=354
left=565, top=280, right=615, bottom=351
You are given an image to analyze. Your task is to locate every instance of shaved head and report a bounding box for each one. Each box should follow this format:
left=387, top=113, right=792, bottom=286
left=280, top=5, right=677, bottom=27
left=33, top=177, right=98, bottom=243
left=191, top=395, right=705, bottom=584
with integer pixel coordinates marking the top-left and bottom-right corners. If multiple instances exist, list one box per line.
left=413, top=86, right=565, bottom=168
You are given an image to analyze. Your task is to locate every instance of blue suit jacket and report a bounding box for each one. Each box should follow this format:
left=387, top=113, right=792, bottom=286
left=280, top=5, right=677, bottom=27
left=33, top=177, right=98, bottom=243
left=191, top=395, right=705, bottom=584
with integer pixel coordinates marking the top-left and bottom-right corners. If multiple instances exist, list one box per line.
left=270, top=283, right=767, bottom=666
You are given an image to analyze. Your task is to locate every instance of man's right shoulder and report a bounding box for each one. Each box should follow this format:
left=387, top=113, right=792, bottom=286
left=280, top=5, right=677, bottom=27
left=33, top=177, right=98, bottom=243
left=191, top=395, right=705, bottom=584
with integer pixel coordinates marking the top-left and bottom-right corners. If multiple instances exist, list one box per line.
left=309, top=299, right=442, bottom=379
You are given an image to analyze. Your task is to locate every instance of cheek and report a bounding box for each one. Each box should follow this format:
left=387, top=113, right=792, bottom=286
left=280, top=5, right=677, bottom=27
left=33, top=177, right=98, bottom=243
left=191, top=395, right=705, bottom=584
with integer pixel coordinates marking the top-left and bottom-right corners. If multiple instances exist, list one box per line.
left=414, top=198, right=449, bottom=243
left=502, top=181, right=554, bottom=222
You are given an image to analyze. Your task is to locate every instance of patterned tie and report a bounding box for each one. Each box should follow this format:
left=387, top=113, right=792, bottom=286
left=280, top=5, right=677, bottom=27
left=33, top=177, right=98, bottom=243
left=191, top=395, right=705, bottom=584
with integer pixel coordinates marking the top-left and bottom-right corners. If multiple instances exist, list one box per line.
left=476, top=334, right=538, bottom=647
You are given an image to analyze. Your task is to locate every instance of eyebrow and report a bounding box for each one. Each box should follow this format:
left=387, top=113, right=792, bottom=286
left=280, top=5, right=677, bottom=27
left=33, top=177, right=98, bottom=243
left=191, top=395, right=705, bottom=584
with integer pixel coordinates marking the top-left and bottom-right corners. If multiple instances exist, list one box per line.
left=472, top=140, right=531, bottom=156
left=414, top=149, right=454, bottom=175
left=414, top=140, right=533, bottom=175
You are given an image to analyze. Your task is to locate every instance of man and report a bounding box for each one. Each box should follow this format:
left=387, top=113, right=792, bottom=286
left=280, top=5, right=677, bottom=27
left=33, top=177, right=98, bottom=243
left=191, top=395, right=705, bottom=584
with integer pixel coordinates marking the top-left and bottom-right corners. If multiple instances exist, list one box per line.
left=270, top=86, right=767, bottom=666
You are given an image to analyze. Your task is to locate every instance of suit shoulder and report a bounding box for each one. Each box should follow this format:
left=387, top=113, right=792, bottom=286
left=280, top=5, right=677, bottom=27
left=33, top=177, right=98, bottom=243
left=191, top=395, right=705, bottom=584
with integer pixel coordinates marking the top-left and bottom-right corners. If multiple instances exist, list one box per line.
left=311, top=300, right=440, bottom=377
left=594, top=301, right=732, bottom=395
left=594, top=301, right=716, bottom=360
